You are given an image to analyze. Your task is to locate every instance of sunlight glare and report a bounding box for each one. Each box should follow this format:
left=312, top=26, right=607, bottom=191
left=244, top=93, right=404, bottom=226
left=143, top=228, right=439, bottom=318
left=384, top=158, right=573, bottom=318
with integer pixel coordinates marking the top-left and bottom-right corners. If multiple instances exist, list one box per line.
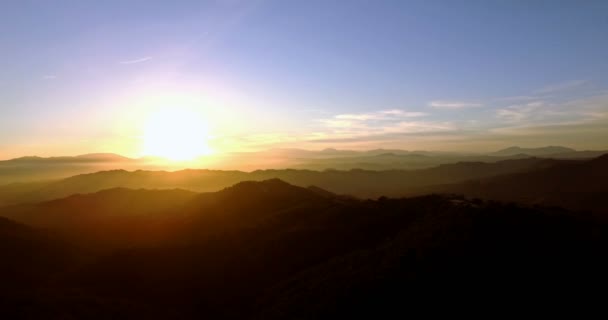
left=141, top=107, right=213, bottom=161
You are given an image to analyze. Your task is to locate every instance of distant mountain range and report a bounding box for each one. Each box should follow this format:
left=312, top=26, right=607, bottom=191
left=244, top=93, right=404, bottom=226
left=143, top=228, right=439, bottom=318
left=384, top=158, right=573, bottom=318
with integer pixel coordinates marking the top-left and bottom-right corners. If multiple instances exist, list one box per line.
left=0, top=157, right=553, bottom=205
left=1, top=154, right=607, bottom=214
left=2, top=146, right=606, bottom=184
left=416, top=154, right=608, bottom=214
left=0, top=153, right=167, bottom=183
left=490, top=145, right=576, bottom=156
left=1, top=179, right=607, bottom=318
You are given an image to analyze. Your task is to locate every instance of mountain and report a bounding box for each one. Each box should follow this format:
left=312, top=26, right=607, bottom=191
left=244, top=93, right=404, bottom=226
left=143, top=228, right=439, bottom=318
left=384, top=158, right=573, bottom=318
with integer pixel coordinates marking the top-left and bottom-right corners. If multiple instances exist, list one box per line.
left=74, top=153, right=133, bottom=161
left=545, top=149, right=608, bottom=159
left=3, top=153, right=132, bottom=165
left=4, top=154, right=607, bottom=215
left=1, top=180, right=607, bottom=318
left=0, top=216, right=75, bottom=306
left=0, top=157, right=554, bottom=205
left=1, top=188, right=198, bottom=230
left=0, top=153, right=170, bottom=183
left=491, top=145, right=576, bottom=157
left=0, top=180, right=333, bottom=247
left=214, top=147, right=606, bottom=171
left=417, top=154, right=608, bottom=213
left=4, top=148, right=607, bottom=184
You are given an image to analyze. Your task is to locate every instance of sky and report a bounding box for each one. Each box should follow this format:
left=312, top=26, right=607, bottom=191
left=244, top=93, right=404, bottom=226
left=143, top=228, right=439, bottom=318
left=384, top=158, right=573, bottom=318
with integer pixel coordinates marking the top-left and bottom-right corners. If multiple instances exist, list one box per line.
left=1, top=0, right=608, bottom=159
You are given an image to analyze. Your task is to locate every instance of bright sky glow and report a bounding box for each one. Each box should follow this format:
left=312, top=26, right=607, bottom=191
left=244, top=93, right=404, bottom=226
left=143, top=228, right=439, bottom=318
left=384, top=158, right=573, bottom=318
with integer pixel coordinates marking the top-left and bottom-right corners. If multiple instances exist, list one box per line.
left=142, top=106, right=213, bottom=161
left=1, top=1, right=608, bottom=159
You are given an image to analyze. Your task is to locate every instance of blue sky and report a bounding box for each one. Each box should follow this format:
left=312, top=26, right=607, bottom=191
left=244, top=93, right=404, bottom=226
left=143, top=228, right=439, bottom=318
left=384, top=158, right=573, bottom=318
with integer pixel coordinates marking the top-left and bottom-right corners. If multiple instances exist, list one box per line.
left=1, top=0, right=608, bottom=158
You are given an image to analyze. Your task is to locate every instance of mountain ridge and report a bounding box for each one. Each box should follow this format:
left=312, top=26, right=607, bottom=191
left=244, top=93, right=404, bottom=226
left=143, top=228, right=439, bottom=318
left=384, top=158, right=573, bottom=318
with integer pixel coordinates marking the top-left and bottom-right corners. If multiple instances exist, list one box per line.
left=491, top=145, right=576, bottom=156
left=1, top=179, right=607, bottom=318
left=5, top=147, right=608, bottom=183
left=0, top=156, right=560, bottom=205
left=414, top=154, right=608, bottom=213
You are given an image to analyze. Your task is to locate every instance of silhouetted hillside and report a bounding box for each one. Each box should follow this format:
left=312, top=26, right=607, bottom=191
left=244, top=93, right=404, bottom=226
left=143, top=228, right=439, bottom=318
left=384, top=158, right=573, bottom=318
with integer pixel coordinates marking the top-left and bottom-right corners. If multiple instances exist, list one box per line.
left=0, top=216, right=75, bottom=311
left=3, top=147, right=605, bottom=184
left=3, top=156, right=607, bottom=216
left=1, top=188, right=199, bottom=248
left=1, top=180, right=608, bottom=318
left=0, top=153, right=168, bottom=183
left=490, top=145, right=575, bottom=156
left=0, top=157, right=556, bottom=205
left=418, top=154, right=608, bottom=213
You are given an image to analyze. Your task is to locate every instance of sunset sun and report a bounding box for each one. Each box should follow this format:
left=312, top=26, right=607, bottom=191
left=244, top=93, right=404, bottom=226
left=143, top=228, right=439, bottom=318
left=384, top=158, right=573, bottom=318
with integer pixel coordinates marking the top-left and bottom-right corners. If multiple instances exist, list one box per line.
left=141, top=107, right=213, bottom=161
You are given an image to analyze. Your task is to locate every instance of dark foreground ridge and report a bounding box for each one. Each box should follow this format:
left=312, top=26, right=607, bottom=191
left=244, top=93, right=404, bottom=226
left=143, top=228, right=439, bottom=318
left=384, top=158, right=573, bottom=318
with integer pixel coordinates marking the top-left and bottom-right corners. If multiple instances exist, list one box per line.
left=1, top=179, right=607, bottom=318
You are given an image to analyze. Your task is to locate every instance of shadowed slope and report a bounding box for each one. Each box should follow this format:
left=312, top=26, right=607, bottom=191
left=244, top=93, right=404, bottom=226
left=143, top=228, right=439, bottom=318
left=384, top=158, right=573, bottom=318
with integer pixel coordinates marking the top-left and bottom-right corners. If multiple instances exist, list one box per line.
left=0, top=179, right=607, bottom=318
left=420, top=154, right=608, bottom=213
left=0, top=157, right=559, bottom=205
left=490, top=145, right=576, bottom=157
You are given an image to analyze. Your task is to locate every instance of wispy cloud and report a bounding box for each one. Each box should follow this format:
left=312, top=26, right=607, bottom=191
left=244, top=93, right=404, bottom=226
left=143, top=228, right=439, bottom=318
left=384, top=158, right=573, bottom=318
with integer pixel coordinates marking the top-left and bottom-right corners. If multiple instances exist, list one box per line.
left=534, top=79, right=587, bottom=94
left=493, top=93, right=608, bottom=143
left=495, top=95, right=538, bottom=102
left=380, top=109, right=428, bottom=117
left=333, top=109, right=428, bottom=121
left=119, top=56, right=152, bottom=65
left=428, top=100, right=483, bottom=109
left=225, top=91, right=608, bottom=151
left=320, top=109, right=427, bottom=128
left=301, top=93, right=608, bottom=149
left=315, top=109, right=454, bottom=144
left=496, top=101, right=545, bottom=123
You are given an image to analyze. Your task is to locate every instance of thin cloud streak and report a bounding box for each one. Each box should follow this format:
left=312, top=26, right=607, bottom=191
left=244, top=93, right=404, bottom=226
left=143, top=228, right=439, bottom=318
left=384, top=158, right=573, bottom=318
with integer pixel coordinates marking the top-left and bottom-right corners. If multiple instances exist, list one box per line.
left=494, top=95, right=538, bottom=102
left=428, top=101, right=483, bottom=109
left=334, top=109, right=428, bottom=121
left=249, top=93, right=608, bottom=150
left=119, top=56, right=153, bottom=65
left=496, top=101, right=545, bottom=123
left=314, top=108, right=454, bottom=145
left=534, top=79, right=587, bottom=94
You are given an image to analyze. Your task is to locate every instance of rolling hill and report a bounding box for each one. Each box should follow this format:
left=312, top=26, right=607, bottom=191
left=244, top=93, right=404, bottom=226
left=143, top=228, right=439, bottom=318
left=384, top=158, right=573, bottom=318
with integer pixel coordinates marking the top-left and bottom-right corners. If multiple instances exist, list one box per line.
left=0, top=153, right=167, bottom=183
left=490, top=145, right=576, bottom=157
left=0, top=157, right=557, bottom=205
left=2, top=147, right=605, bottom=184
left=0, top=180, right=607, bottom=318
left=417, top=154, right=608, bottom=213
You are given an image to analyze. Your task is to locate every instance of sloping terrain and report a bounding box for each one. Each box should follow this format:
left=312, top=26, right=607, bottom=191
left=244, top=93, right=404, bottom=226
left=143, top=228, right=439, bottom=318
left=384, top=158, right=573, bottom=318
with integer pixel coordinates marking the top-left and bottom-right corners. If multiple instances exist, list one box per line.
left=418, top=154, right=608, bottom=213
left=1, top=180, right=607, bottom=318
left=0, top=157, right=559, bottom=205
left=3, top=147, right=605, bottom=184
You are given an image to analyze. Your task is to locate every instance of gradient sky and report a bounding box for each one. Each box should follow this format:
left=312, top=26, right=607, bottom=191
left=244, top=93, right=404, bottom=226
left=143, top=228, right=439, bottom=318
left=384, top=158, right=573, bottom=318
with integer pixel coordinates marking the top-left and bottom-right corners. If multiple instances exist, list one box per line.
left=1, top=0, right=608, bottom=159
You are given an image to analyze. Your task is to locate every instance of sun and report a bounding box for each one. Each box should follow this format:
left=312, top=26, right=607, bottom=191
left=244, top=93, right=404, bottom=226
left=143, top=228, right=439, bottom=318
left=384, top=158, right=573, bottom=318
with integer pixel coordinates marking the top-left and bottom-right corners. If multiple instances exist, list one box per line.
left=141, top=107, right=213, bottom=161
